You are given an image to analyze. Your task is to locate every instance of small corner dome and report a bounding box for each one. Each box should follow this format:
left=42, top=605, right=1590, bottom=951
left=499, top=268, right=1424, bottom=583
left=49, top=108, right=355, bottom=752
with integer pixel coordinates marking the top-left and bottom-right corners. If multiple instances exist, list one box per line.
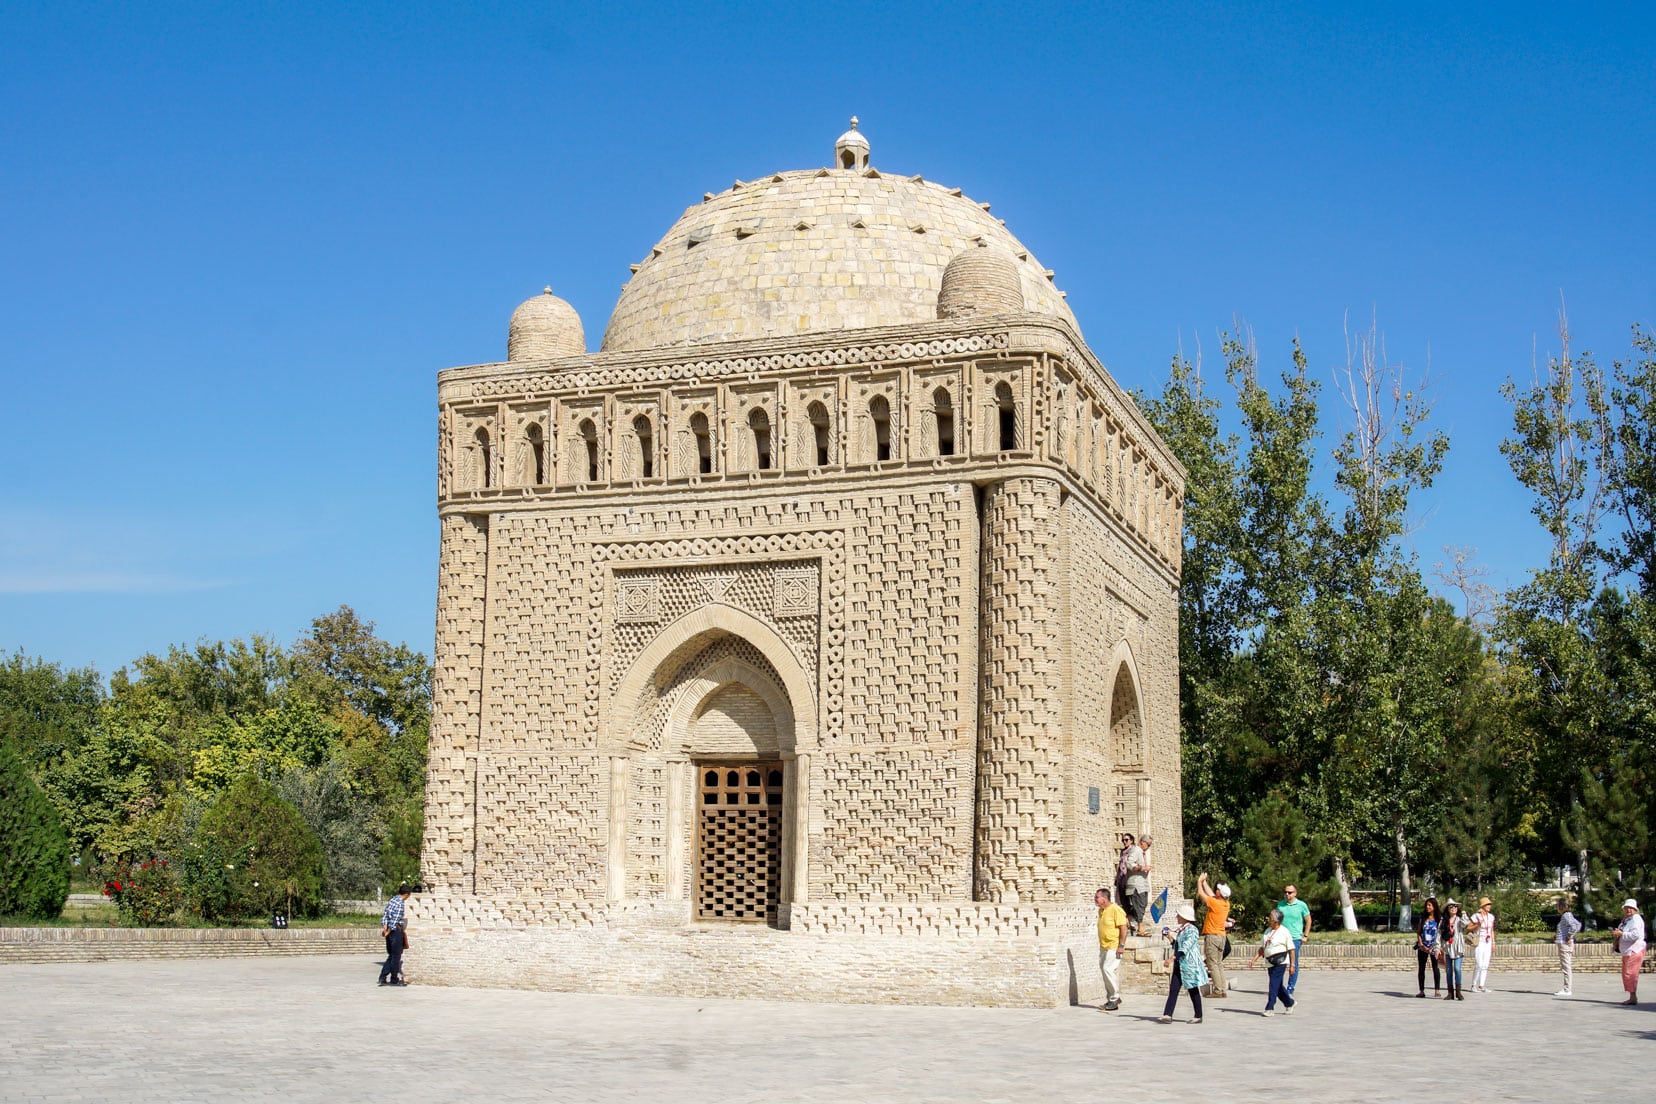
left=507, top=287, right=585, bottom=361
left=937, top=247, right=1025, bottom=320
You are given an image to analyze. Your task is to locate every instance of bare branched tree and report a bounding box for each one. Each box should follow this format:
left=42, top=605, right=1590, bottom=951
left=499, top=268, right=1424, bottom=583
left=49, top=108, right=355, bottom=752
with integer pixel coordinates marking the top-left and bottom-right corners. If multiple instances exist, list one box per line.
left=1333, top=309, right=1447, bottom=545
left=1433, top=545, right=1497, bottom=628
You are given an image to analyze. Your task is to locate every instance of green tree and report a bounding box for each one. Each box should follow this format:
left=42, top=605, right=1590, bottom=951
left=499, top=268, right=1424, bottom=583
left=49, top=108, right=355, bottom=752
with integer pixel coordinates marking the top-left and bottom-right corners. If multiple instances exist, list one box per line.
left=1145, top=320, right=1474, bottom=929
left=1138, top=350, right=1249, bottom=875
left=379, top=797, right=425, bottom=891
left=1498, top=316, right=1656, bottom=907
left=187, top=700, right=340, bottom=797
left=0, top=741, right=72, bottom=919
left=277, top=761, right=380, bottom=899
left=198, top=775, right=326, bottom=918
left=1140, top=331, right=1328, bottom=885
left=1305, top=317, right=1448, bottom=928
left=290, top=606, right=431, bottom=738
left=1228, top=791, right=1335, bottom=929
left=1564, top=757, right=1653, bottom=923
left=0, top=651, right=104, bottom=847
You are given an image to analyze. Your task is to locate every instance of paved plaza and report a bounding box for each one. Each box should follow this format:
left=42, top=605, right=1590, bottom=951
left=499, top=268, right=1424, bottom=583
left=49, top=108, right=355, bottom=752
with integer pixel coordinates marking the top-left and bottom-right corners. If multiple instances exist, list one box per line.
left=2, top=957, right=1651, bottom=1102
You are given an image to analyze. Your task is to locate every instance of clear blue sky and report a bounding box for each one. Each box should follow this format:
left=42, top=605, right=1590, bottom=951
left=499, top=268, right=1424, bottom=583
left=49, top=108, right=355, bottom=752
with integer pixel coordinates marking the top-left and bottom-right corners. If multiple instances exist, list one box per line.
left=3, top=2, right=1653, bottom=677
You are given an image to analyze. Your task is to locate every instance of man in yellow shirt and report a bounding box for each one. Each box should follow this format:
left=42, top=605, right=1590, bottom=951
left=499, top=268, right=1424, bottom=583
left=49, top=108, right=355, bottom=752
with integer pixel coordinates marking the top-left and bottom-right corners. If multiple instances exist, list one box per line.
left=1095, top=886, right=1129, bottom=1011
left=1197, top=871, right=1232, bottom=997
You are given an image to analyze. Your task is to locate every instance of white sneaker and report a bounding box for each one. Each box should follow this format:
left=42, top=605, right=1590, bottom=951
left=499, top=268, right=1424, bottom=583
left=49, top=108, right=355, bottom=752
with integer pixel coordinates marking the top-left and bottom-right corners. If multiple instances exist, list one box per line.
left=1281, top=1005, right=1294, bottom=1015
left=1260, top=1009, right=1273, bottom=1017
left=1554, top=989, right=1572, bottom=997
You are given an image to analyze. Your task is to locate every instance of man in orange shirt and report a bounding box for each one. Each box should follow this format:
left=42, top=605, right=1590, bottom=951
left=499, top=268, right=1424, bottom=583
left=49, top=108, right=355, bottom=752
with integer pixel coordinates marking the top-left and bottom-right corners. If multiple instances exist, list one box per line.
left=1197, top=871, right=1231, bottom=997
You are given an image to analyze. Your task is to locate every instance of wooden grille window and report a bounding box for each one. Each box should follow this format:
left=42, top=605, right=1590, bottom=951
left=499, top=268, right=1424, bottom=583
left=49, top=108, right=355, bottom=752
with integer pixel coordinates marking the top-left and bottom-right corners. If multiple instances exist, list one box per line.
left=696, top=762, right=783, bottom=923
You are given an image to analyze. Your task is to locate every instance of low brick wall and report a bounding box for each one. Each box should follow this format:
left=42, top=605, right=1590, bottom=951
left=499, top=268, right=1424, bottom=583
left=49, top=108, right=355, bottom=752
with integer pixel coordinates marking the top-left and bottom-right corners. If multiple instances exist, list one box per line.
left=0, top=927, right=381, bottom=965
left=1299, top=941, right=1649, bottom=973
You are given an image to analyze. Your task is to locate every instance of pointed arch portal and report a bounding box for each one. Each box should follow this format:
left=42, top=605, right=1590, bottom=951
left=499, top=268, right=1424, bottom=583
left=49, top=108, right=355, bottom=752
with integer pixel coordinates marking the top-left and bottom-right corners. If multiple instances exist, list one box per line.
left=607, top=604, right=817, bottom=921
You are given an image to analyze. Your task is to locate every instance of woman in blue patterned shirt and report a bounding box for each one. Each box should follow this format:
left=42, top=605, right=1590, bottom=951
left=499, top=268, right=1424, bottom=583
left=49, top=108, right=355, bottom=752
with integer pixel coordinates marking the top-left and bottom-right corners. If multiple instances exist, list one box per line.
left=1414, top=896, right=1442, bottom=997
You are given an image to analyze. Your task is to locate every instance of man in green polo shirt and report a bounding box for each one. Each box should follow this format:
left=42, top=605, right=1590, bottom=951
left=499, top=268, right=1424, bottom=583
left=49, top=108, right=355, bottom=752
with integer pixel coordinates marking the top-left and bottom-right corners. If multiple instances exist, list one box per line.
left=1277, top=884, right=1312, bottom=995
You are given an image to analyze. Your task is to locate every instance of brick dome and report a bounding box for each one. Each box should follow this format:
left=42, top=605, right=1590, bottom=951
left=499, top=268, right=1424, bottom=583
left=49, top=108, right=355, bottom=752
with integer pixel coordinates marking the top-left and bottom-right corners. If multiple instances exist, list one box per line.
left=938, top=248, right=1026, bottom=319
left=508, top=287, right=585, bottom=361
left=600, top=168, right=1077, bottom=353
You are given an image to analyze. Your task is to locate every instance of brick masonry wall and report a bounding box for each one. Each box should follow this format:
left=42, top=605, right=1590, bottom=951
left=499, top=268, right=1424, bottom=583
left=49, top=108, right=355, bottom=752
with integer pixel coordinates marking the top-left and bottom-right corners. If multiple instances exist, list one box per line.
left=424, top=310, right=1190, bottom=1002
left=975, top=478, right=1068, bottom=903
left=0, top=927, right=380, bottom=965
left=410, top=897, right=1176, bottom=1006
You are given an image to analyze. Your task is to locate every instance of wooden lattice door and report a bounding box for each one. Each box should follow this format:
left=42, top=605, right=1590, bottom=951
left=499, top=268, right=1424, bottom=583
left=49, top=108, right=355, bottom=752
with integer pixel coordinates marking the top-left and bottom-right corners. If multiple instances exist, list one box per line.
left=696, top=762, right=783, bottom=923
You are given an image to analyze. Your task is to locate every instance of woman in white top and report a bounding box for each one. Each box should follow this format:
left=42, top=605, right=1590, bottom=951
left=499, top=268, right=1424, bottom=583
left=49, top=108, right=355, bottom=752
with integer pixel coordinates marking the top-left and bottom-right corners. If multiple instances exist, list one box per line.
left=1469, top=897, right=1496, bottom=992
left=1614, top=898, right=1646, bottom=1006
left=1248, top=908, right=1297, bottom=1016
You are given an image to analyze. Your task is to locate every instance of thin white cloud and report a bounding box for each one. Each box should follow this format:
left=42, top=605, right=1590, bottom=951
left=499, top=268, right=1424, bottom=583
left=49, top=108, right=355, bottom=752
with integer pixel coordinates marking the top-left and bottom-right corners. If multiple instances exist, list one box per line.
left=0, top=508, right=250, bottom=596
left=0, top=570, right=231, bottom=595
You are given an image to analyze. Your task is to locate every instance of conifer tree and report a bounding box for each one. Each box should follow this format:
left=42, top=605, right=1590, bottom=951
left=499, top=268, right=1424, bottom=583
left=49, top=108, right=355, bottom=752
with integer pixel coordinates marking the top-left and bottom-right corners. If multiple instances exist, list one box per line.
left=0, top=741, right=71, bottom=919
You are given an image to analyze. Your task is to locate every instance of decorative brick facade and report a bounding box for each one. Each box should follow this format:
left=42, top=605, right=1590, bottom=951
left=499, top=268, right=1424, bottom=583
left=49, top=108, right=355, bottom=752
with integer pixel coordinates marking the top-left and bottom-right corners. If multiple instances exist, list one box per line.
left=417, top=126, right=1185, bottom=1006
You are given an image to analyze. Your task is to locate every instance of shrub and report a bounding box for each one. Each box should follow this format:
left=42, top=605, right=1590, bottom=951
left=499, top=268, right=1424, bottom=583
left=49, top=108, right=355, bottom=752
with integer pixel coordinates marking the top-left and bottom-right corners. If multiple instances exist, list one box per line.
left=1436, top=882, right=1549, bottom=931
left=0, top=741, right=71, bottom=919
left=199, top=775, right=325, bottom=918
left=1485, top=883, right=1547, bottom=931
left=102, top=857, right=182, bottom=926
left=177, top=835, right=237, bottom=922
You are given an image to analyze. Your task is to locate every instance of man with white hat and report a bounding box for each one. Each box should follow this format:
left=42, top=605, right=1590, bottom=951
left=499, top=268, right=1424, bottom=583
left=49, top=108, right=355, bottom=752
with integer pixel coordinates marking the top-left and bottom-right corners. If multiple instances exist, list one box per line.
left=1196, top=871, right=1232, bottom=997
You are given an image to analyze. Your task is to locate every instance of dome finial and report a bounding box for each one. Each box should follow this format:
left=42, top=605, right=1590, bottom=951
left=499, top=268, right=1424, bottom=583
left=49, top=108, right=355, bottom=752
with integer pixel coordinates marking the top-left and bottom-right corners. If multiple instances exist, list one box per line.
left=835, top=115, right=870, bottom=171
left=543, top=285, right=552, bottom=295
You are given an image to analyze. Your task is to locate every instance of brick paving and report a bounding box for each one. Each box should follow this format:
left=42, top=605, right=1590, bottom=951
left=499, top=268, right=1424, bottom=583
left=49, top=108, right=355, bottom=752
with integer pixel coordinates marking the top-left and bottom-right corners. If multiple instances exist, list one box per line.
left=1, top=957, right=1650, bottom=1102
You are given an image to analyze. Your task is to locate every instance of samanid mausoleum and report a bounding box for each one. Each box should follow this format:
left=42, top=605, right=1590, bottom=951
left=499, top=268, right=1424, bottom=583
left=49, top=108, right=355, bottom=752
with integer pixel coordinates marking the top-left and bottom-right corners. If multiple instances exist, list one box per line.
left=415, top=121, right=1185, bottom=1006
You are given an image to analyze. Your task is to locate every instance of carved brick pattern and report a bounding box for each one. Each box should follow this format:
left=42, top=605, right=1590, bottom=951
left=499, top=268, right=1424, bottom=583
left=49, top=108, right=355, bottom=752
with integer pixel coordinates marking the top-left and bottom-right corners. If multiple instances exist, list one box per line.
left=1111, top=782, right=1139, bottom=839
left=422, top=513, right=488, bottom=894
left=475, top=755, right=606, bottom=899
left=840, top=487, right=970, bottom=749
left=1066, top=498, right=1116, bottom=884
left=615, top=578, right=663, bottom=623
left=634, top=637, right=787, bottom=753
left=596, top=526, right=844, bottom=740
left=774, top=568, right=817, bottom=617
left=788, top=902, right=1094, bottom=938
left=448, top=351, right=1183, bottom=579
left=437, top=407, right=453, bottom=500
left=470, top=333, right=1010, bottom=397
left=484, top=514, right=592, bottom=752
left=1063, top=494, right=1183, bottom=893
left=975, top=478, right=1068, bottom=903
left=609, top=562, right=820, bottom=690
left=627, top=760, right=666, bottom=898
left=815, top=749, right=972, bottom=901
